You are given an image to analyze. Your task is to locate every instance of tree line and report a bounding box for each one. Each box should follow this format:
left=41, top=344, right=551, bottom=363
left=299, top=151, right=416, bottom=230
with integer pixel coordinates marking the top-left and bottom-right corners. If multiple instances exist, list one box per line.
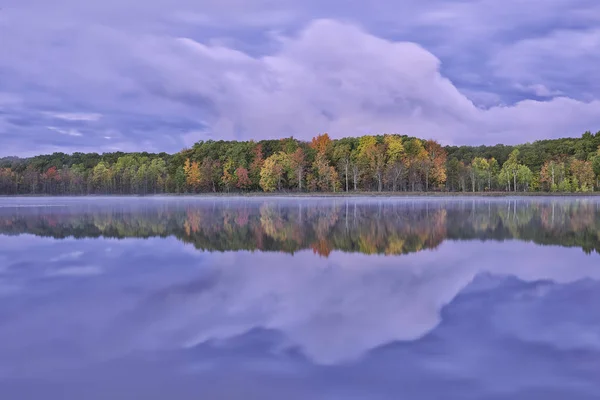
left=2, top=131, right=600, bottom=195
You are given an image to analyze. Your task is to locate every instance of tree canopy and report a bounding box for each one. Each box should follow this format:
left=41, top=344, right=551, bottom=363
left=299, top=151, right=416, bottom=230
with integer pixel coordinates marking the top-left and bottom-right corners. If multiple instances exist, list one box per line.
left=2, top=131, right=600, bottom=195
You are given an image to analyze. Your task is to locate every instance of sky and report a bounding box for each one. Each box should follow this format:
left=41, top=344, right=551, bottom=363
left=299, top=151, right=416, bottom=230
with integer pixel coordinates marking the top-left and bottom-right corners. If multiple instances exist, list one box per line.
left=1, top=0, right=600, bottom=156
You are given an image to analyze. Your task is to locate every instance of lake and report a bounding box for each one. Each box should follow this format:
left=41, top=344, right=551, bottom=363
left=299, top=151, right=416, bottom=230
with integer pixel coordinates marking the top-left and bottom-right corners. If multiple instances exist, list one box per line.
left=0, top=196, right=599, bottom=399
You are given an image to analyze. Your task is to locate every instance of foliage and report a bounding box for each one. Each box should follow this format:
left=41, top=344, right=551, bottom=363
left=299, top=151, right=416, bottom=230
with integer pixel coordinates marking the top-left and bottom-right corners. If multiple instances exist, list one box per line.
left=3, top=131, right=600, bottom=194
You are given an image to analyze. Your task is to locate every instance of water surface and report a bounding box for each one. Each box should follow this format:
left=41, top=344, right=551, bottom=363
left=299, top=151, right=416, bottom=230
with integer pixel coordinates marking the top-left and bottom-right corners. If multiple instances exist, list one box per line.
left=0, top=196, right=599, bottom=399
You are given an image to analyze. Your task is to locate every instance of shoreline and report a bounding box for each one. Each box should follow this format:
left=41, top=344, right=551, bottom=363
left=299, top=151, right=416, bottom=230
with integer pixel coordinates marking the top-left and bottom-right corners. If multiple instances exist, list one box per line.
left=3, top=191, right=600, bottom=198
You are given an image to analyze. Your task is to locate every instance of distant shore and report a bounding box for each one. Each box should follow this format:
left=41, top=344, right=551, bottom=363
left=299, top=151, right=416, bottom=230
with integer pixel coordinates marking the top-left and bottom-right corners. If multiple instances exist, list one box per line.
left=3, top=191, right=600, bottom=198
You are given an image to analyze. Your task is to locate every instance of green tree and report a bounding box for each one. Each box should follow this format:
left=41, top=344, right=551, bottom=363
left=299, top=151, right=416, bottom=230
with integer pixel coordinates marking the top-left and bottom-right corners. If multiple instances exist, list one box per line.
left=471, top=157, right=489, bottom=192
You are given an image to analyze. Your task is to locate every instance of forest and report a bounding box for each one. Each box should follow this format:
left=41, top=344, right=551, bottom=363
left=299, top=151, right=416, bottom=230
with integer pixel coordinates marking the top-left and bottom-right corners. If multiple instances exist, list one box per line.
left=2, top=131, right=600, bottom=195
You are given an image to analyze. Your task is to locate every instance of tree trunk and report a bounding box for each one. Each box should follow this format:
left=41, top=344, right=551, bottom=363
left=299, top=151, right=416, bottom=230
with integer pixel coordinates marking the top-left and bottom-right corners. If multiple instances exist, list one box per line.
left=345, top=162, right=349, bottom=192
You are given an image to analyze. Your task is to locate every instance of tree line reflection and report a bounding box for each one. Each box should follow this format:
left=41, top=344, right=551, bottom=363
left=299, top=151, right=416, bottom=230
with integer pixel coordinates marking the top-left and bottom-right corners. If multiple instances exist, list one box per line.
left=1, top=199, right=600, bottom=256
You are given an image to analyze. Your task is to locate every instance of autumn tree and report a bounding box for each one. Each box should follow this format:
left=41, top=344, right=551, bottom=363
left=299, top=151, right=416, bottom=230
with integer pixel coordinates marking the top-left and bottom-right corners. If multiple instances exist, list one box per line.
left=593, top=152, right=600, bottom=190
left=249, top=143, right=265, bottom=189
left=184, top=158, right=201, bottom=192
left=357, top=135, right=386, bottom=191
left=332, top=142, right=352, bottom=192
left=540, top=160, right=566, bottom=192
left=404, top=139, right=427, bottom=191
left=310, top=133, right=333, bottom=156
left=570, top=159, right=595, bottom=192
left=201, top=158, right=221, bottom=192
left=384, top=135, right=405, bottom=191
left=260, top=152, right=289, bottom=192
left=310, top=152, right=340, bottom=192
left=288, top=147, right=306, bottom=191
left=424, top=140, right=447, bottom=191
left=222, top=159, right=237, bottom=192
left=235, top=167, right=251, bottom=190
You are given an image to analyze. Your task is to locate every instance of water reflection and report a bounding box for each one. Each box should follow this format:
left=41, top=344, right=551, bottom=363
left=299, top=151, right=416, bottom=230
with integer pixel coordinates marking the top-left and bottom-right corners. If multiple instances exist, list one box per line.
left=0, top=197, right=599, bottom=399
left=1, top=196, right=600, bottom=255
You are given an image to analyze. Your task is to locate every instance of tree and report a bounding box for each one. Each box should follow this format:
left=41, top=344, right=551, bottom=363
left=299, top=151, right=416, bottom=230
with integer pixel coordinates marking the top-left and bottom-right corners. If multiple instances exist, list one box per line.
left=384, top=135, right=405, bottom=191
left=148, top=158, right=167, bottom=193
left=404, top=139, right=427, bottom=191
left=310, top=133, right=333, bottom=156
left=260, top=152, right=289, bottom=192
left=249, top=143, right=264, bottom=189
left=488, top=158, right=499, bottom=191
left=42, top=166, right=60, bottom=194
left=540, top=160, right=565, bottom=192
left=500, top=149, right=521, bottom=192
left=184, top=158, right=201, bottom=192
left=424, top=140, right=447, bottom=191
left=517, top=165, right=533, bottom=191
left=592, top=154, right=600, bottom=190
left=570, top=159, right=595, bottom=192
left=445, top=157, right=460, bottom=192
left=471, top=157, right=489, bottom=192
left=4, top=129, right=600, bottom=196
left=311, top=152, right=339, bottom=192
left=235, top=167, right=251, bottom=190
left=333, top=143, right=352, bottom=192
left=200, top=158, right=221, bottom=192
left=92, top=161, right=112, bottom=193
left=222, top=159, right=237, bottom=192
left=288, top=148, right=306, bottom=191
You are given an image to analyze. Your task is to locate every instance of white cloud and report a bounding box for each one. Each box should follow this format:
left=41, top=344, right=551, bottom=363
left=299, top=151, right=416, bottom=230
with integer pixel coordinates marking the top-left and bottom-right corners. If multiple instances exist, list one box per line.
left=43, top=112, right=103, bottom=121
left=47, top=126, right=84, bottom=137
left=131, top=19, right=600, bottom=145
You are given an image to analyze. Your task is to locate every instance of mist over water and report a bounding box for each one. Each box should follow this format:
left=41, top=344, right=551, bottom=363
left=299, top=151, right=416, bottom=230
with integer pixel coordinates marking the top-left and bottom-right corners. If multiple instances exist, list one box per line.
left=0, top=197, right=599, bottom=399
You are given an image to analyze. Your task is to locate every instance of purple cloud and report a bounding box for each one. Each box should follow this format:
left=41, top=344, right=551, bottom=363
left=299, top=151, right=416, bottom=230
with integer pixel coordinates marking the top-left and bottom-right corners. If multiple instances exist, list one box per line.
left=1, top=0, right=600, bottom=156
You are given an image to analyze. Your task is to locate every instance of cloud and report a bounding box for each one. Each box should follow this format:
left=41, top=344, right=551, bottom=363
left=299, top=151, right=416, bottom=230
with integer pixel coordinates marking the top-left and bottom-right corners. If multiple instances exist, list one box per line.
left=129, top=19, right=600, bottom=145
left=1, top=1, right=600, bottom=155
left=42, top=112, right=103, bottom=122
left=514, top=83, right=563, bottom=98
left=490, top=28, right=600, bottom=100
left=47, top=126, right=84, bottom=137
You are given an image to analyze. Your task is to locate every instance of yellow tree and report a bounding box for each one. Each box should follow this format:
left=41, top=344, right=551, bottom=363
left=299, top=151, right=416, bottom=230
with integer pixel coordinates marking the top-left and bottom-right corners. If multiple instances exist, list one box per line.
left=260, top=152, right=289, bottom=192
left=357, top=135, right=386, bottom=191
left=183, top=158, right=201, bottom=192
left=384, top=134, right=405, bottom=191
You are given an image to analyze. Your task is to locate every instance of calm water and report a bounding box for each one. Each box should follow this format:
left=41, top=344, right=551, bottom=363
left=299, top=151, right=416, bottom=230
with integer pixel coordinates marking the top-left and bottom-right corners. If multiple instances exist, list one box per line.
left=0, top=196, right=599, bottom=399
